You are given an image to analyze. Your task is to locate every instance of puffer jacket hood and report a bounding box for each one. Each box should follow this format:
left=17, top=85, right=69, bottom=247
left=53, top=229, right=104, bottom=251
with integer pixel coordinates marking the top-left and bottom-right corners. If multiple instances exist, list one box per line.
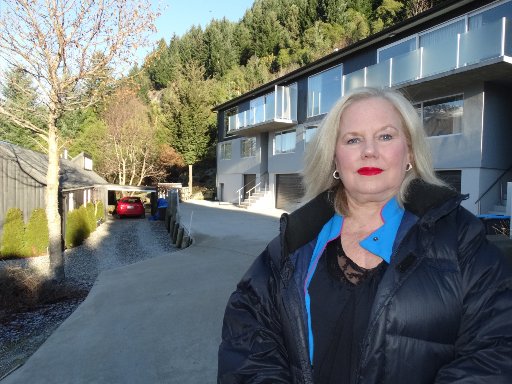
left=218, top=180, right=512, bottom=384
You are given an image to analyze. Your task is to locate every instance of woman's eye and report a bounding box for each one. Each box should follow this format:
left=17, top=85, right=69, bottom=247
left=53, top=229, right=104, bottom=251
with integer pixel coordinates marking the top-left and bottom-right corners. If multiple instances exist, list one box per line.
left=346, top=137, right=360, bottom=144
left=380, top=134, right=393, bottom=141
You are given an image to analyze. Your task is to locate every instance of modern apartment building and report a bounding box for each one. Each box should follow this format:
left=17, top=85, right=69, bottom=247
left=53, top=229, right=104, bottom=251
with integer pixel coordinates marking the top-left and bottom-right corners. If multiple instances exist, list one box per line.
left=214, top=0, right=512, bottom=214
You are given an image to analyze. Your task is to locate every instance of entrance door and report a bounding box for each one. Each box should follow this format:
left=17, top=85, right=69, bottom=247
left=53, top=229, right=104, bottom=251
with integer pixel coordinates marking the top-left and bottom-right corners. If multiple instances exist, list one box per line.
left=243, top=174, right=256, bottom=200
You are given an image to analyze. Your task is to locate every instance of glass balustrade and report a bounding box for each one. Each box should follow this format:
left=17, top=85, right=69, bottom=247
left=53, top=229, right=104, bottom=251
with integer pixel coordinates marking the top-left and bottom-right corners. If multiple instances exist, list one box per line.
left=366, top=60, right=390, bottom=88
left=391, top=49, right=421, bottom=85
left=343, top=69, right=365, bottom=94
left=228, top=115, right=237, bottom=132
left=421, top=36, right=458, bottom=77
left=265, top=92, right=276, bottom=121
left=230, top=17, right=509, bottom=133
left=460, top=17, right=505, bottom=66
left=229, top=85, right=297, bottom=131
left=276, top=84, right=298, bottom=120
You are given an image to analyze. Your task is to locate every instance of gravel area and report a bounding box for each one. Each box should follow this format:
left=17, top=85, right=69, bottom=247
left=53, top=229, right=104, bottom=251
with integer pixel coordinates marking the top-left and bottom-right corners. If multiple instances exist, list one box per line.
left=0, top=215, right=178, bottom=380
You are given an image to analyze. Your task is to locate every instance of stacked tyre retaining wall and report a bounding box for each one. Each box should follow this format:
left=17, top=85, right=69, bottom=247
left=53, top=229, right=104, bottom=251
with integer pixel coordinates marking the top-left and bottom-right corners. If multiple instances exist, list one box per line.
left=164, top=190, right=192, bottom=249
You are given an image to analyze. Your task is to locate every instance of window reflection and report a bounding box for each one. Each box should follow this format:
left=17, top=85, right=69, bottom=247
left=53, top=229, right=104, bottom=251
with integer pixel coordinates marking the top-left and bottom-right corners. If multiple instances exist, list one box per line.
left=422, top=96, right=463, bottom=137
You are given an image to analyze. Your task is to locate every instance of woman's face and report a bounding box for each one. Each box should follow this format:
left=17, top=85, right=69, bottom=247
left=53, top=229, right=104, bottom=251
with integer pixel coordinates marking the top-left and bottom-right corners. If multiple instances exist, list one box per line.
left=335, top=97, right=412, bottom=206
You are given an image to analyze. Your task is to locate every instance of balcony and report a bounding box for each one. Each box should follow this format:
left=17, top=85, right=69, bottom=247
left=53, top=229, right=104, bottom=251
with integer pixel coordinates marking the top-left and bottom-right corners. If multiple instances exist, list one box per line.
left=228, top=84, right=298, bottom=136
left=343, top=17, right=512, bottom=95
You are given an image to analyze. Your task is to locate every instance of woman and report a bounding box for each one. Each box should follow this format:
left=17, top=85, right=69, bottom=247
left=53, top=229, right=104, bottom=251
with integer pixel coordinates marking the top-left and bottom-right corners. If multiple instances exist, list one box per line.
left=218, top=88, right=512, bottom=383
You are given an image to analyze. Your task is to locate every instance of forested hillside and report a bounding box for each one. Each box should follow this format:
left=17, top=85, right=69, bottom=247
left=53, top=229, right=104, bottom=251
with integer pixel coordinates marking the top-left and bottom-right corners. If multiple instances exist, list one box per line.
left=1, top=0, right=446, bottom=189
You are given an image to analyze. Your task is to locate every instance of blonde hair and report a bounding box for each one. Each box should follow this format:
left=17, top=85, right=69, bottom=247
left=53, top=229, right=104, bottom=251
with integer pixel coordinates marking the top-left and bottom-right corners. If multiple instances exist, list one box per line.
left=302, top=87, right=445, bottom=215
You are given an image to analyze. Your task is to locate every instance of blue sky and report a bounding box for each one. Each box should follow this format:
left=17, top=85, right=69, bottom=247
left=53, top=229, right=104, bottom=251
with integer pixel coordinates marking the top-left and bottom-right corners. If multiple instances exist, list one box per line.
left=138, top=0, right=254, bottom=62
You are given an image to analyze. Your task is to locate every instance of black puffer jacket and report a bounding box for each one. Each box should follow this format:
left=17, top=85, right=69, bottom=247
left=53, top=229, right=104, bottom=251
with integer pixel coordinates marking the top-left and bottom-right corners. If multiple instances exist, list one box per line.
left=218, top=181, right=512, bottom=383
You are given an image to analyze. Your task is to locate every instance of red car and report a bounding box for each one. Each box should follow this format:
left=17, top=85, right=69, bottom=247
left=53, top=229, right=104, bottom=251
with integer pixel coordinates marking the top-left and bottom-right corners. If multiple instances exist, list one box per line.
left=116, top=197, right=145, bottom=218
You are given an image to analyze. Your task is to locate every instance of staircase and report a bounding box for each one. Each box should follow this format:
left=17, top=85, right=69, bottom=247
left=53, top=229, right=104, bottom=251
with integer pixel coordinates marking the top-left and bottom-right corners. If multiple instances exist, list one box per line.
left=238, top=190, right=273, bottom=210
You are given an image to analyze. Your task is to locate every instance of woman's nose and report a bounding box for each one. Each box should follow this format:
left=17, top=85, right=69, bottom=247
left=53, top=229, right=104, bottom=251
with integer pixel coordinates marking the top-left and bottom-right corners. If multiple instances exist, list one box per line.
left=362, top=140, right=377, bottom=158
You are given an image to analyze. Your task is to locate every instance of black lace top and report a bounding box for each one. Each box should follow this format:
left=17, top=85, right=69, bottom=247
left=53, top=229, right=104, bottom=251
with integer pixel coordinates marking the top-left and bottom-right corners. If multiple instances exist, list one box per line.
left=309, top=236, right=387, bottom=384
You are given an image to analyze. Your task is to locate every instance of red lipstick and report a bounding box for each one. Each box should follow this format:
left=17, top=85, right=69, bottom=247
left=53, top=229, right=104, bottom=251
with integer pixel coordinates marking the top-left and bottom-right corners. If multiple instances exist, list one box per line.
left=357, top=167, right=383, bottom=176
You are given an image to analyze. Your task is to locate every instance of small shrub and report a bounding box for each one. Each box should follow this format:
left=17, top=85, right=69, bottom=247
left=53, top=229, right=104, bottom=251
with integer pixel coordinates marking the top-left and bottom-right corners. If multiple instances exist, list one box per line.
left=95, top=201, right=105, bottom=223
left=1, top=208, right=26, bottom=258
left=25, top=208, right=49, bottom=257
left=86, top=202, right=96, bottom=233
left=0, top=266, right=88, bottom=313
left=65, top=207, right=90, bottom=248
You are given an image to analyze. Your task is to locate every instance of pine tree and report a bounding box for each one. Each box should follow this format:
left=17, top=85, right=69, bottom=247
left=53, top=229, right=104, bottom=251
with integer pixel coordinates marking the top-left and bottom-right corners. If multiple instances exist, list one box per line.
left=161, top=63, right=215, bottom=192
left=0, top=68, right=44, bottom=149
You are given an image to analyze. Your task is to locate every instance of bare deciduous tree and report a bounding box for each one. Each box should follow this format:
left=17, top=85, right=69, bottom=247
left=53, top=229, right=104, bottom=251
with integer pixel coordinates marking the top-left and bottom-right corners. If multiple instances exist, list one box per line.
left=102, top=88, right=165, bottom=186
left=407, top=0, right=434, bottom=17
left=0, top=0, right=158, bottom=281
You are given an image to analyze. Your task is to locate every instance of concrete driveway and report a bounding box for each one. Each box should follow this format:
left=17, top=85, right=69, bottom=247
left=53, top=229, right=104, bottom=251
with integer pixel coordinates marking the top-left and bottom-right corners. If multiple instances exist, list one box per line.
left=2, top=201, right=284, bottom=384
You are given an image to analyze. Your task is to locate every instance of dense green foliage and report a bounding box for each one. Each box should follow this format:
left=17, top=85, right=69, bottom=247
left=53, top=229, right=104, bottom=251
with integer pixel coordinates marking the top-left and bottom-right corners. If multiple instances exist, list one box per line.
left=1, top=208, right=26, bottom=258
left=0, top=68, right=45, bottom=149
left=86, top=203, right=97, bottom=233
left=96, top=201, right=106, bottom=222
left=24, top=208, right=49, bottom=257
left=65, top=207, right=92, bottom=248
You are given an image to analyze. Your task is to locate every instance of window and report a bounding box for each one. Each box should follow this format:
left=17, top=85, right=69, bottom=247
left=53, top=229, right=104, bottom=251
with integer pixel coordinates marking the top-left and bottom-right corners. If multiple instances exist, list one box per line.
left=417, top=95, right=463, bottom=137
left=308, top=65, right=342, bottom=117
left=304, top=126, right=318, bottom=145
left=274, top=130, right=296, bottom=154
left=241, top=138, right=256, bottom=158
left=220, top=142, right=232, bottom=160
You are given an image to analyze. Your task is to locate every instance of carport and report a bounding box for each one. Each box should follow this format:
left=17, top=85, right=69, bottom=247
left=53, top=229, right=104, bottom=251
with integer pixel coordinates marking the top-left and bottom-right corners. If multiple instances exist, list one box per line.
left=105, top=184, right=158, bottom=215
left=105, top=183, right=183, bottom=216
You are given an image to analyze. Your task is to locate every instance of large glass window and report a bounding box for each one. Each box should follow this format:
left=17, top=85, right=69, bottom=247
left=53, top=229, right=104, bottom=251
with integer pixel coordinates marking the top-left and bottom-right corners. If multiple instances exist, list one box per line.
left=274, top=130, right=296, bottom=154
left=304, top=126, right=318, bottom=145
left=220, top=142, right=232, bottom=160
left=308, top=65, right=342, bottom=117
left=241, top=138, right=256, bottom=158
left=418, top=95, right=463, bottom=137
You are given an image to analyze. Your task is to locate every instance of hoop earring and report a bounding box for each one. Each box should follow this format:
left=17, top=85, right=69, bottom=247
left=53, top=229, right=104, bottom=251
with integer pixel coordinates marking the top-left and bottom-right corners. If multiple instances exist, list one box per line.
left=405, top=163, right=413, bottom=172
left=333, top=170, right=341, bottom=180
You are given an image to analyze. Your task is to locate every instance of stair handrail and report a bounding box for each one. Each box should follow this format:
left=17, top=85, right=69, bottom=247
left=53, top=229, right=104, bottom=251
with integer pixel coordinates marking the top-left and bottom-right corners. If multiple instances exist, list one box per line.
left=237, top=180, right=261, bottom=206
left=474, top=164, right=512, bottom=207
left=246, top=182, right=261, bottom=199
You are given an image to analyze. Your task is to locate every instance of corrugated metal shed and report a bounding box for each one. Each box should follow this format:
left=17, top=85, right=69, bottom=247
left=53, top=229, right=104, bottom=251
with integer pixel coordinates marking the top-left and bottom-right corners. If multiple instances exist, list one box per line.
left=0, top=141, right=108, bottom=235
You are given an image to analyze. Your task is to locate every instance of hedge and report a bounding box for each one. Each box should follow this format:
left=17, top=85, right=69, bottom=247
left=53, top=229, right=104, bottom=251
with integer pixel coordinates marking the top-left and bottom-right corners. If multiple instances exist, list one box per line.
left=1, top=208, right=26, bottom=258
left=96, top=201, right=105, bottom=222
left=25, top=208, right=49, bottom=257
left=66, top=206, right=91, bottom=248
left=85, top=202, right=97, bottom=233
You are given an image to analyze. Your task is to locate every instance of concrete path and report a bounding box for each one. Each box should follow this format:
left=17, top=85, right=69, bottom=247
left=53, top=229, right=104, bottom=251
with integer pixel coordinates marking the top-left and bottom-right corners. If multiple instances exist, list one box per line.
left=2, top=201, right=284, bottom=384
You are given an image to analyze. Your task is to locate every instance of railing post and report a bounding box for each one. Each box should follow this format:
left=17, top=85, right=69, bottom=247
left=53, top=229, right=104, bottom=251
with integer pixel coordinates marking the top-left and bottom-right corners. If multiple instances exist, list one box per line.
left=501, top=17, right=506, bottom=57
left=389, top=58, right=393, bottom=87
left=419, top=47, right=424, bottom=79
left=456, top=33, right=460, bottom=68
left=508, top=182, right=512, bottom=239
